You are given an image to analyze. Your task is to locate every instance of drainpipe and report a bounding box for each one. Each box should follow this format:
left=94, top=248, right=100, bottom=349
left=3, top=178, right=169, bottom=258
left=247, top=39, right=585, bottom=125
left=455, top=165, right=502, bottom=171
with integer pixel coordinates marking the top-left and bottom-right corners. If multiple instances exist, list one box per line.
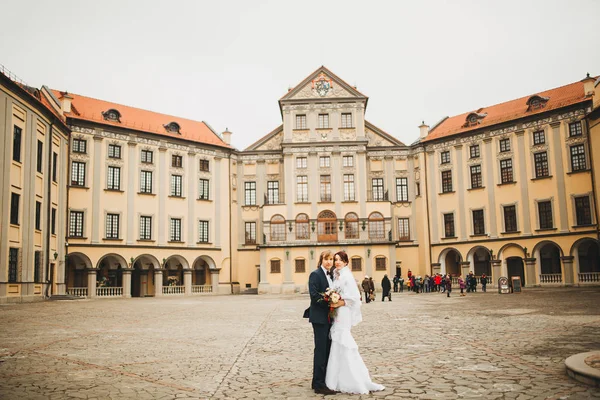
left=228, top=153, right=233, bottom=294
left=584, top=117, right=600, bottom=240
left=423, top=149, right=434, bottom=275
left=44, top=121, right=54, bottom=298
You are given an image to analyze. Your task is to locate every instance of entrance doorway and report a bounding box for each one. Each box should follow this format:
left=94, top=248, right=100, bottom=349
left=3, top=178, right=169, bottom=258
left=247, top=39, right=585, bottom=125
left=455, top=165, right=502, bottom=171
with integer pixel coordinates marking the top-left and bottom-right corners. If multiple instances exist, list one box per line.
left=507, top=257, right=525, bottom=287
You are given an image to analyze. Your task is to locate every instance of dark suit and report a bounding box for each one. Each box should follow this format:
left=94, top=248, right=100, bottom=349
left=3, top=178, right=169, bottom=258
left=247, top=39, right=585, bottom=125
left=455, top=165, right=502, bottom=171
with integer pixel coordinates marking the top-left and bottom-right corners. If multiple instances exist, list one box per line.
left=303, top=267, right=332, bottom=390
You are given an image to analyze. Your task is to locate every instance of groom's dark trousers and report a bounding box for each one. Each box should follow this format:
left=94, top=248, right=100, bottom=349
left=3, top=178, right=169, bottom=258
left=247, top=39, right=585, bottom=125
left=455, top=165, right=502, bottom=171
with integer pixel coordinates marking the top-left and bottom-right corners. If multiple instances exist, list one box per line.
left=303, top=267, right=332, bottom=390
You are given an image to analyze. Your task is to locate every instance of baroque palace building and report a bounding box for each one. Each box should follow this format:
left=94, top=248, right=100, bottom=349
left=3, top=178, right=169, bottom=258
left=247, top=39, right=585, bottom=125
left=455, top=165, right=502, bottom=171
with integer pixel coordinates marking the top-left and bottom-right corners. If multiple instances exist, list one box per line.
left=1, top=66, right=599, bottom=302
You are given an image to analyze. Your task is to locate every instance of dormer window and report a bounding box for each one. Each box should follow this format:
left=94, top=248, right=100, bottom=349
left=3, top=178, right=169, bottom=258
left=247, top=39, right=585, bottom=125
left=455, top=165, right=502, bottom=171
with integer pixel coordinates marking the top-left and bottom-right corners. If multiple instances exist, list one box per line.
left=165, top=122, right=181, bottom=134
left=526, top=95, right=549, bottom=111
left=465, top=112, right=487, bottom=127
left=102, top=109, right=121, bottom=122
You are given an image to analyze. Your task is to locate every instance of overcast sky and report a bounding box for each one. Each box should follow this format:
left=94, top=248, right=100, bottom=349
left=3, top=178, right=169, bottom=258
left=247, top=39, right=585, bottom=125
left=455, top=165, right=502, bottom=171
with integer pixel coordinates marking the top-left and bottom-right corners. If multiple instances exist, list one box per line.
left=2, top=0, right=599, bottom=149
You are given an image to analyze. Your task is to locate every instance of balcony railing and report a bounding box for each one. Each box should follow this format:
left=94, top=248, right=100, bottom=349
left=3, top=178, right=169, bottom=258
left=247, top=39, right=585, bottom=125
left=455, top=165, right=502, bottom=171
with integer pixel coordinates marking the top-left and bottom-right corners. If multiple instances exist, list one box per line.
left=264, top=192, right=285, bottom=205
left=67, top=287, right=88, bottom=297
left=367, top=190, right=389, bottom=202
left=263, top=219, right=393, bottom=244
left=192, top=285, right=213, bottom=293
left=96, top=287, right=123, bottom=297
left=579, top=272, right=600, bottom=283
left=539, top=274, right=562, bottom=284
left=163, top=285, right=185, bottom=295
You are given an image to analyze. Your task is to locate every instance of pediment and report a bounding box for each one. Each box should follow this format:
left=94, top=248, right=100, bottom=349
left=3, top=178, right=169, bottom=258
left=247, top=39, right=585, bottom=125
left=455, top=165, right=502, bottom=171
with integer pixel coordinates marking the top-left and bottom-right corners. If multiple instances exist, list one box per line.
left=281, top=66, right=367, bottom=102
left=245, top=125, right=284, bottom=151
left=365, top=121, right=404, bottom=147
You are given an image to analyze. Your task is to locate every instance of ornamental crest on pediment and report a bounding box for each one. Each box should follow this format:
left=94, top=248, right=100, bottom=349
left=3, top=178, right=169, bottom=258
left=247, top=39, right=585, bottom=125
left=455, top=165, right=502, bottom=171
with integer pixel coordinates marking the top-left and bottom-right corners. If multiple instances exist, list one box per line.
left=71, top=153, right=88, bottom=162
left=439, top=163, right=453, bottom=171
left=565, top=136, right=587, bottom=146
left=369, top=171, right=384, bottom=178
left=497, top=151, right=513, bottom=160
left=340, top=130, right=356, bottom=141
left=467, top=157, right=481, bottom=166
left=395, top=171, right=409, bottom=178
left=530, top=144, right=549, bottom=153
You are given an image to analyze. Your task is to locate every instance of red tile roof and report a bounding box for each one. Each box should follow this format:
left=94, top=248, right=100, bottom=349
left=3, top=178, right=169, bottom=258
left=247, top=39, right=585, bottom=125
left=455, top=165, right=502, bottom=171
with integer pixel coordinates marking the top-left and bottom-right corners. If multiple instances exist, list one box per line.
left=424, top=79, right=593, bottom=142
left=51, top=90, right=229, bottom=149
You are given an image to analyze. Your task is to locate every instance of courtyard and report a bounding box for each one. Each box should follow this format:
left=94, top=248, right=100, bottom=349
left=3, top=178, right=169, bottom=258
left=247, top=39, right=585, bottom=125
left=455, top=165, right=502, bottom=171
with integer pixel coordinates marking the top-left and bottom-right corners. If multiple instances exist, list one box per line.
left=1, top=288, right=600, bottom=399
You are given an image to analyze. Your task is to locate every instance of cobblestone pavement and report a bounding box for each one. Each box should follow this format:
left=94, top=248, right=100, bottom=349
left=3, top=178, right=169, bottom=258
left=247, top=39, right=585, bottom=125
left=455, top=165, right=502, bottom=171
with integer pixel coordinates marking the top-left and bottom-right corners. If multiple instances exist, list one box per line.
left=1, top=288, right=600, bottom=399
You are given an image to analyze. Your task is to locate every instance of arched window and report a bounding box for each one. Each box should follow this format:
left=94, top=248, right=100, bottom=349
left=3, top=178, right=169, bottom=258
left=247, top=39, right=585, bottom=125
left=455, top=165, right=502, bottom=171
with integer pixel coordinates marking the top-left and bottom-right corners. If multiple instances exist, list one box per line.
left=295, top=213, right=309, bottom=240
left=165, top=122, right=181, bottom=134
left=295, top=258, right=306, bottom=273
left=102, top=109, right=121, bottom=122
left=345, top=212, right=359, bottom=239
left=368, top=212, right=385, bottom=239
left=351, top=257, right=362, bottom=271
left=375, top=256, right=387, bottom=271
left=317, top=210, right=337, bottom=242
left=270, top=215, right=286, bottom=241
left=526, top=95, right=549, bottom=111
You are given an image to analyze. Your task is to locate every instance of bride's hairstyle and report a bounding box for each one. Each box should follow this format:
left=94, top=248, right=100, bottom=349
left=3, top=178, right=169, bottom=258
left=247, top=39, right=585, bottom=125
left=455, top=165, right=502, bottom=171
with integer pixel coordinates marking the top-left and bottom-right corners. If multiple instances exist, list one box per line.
left=317, top=250, right=333, bottom=268
left=334, top=251, right=349, bottom=265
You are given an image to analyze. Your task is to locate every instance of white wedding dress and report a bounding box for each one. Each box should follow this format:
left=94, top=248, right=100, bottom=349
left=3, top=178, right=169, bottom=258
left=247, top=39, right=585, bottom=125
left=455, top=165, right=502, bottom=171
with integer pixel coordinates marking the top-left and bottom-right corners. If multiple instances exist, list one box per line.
left=326, top=266, right=385, bottom=394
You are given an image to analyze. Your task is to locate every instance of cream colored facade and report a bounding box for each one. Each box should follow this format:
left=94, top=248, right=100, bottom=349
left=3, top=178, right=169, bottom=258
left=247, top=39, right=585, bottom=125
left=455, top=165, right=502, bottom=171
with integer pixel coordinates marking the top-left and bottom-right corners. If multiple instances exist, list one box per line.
left=0, top=74, right=70, bottom=303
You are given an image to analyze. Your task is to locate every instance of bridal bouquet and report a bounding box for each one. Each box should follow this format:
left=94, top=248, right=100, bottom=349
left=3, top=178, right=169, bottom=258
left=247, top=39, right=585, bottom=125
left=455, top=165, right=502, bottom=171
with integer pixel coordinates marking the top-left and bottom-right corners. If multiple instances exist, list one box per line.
left=319, top=288, right=343, bottom=322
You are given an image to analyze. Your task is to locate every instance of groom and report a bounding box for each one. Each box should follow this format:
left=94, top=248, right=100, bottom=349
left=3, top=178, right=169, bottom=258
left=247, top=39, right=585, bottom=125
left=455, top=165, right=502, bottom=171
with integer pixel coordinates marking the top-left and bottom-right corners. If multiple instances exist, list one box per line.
left=303, top=250, right=337, bottom=395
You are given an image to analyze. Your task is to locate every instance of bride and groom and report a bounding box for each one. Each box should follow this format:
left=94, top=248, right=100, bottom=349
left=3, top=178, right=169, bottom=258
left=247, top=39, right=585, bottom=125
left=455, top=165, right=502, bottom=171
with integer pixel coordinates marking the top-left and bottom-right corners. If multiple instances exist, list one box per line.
left=304, top=250, right=385, bottom=395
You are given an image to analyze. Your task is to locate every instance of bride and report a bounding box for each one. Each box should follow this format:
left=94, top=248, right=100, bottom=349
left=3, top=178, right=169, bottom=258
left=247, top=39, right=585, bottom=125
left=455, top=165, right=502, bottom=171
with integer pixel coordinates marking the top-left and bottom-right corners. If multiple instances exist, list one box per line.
left=326, top=251, right=385, bottom=394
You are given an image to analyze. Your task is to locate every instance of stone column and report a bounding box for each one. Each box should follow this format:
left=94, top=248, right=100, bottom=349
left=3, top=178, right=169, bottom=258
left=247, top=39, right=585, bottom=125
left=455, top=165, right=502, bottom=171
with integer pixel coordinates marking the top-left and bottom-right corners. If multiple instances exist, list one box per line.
left=491, top=260, right=502, bottom=287
left=87, top=269, right=98, bottom=298
left=121, top=268, right=133, bottom=298
left=282, top=248, right=295, bottom=294
left=258, top=248, right=270, bottom=294
left=561, top=256, right=574, bottom=286
left=184, top=269, right=192, bottom=295
left=524, top=258, right=537, bottom=287
left=154, top=268, right=164, bottom=296
left=460, top=261, right=471, bottom=278
left=210, top=268, right=221, bottom=294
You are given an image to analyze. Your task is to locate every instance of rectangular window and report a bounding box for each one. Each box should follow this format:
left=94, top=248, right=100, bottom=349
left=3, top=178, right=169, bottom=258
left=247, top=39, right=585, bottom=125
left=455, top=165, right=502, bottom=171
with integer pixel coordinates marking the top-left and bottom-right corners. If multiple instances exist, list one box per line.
left=375, top=257, right=386, bottom=271
left=198, top=220, right=209, bottom=243
left=171, top=175, right=183, bottom=197
left=534, top=152, right=549, bottom=178
left=351, top=258, right=362, bottom=271
left=37, top=140, right=43, bottom=173
left=140, top=171, right=153, bottom=193
left=441, top=170, right=453, bottom=193
left=170, top=218, right=182, bottom=241
left=538, top=201, right=553, bottom=229
left=35, top=201, right=42, bottom=230
left=320, top=175, right=331, bottom=202
left=267, top=181, right=279, bottom=204
left=72, top=138, right=86, bottom=154
left=51, top=208, right=56, bottom=235
left=52, top=152, right=58, bottom=182
left=342, top=155, right=354, bottom=167
left=416, top=182, right=421, bottom=197
left=245, top=222, right=256, bottom=245
left=570, top=144, right=586, bottom=171
left=444, top=213, right=455, bottom=238
left=172, top=154, right=183, bottom=168
left=107, top=166, right=121, bottom=190
left=10, top=193, right=20, bottom=225
left=108, top=144, right=121, bottom=159
left=569, top=121, right=582, bottom=137
left=9, top=248, right=18, bottom=283
left=575, top=196, right=592, bottom=226
left=398, top=218, right=410, bottom=241
left=141, top=149, right=153, bottom=164
left=296, top=157, right=307, bottom=169
left=140, top=216, right=152, bottom=240
left=199, top=179, right=209, bottom=200
left=318, top=114, right=329, bottom=129
left=533, top=130, right=545, bottom=145
left=70, top=211, right=84, bottom=237
left=341, top=113, right=353, bottom=128
left=34, top=251, right=42, bottom=283
left=199, top=159, right=210, bottom=172
left=295, top=114, right=307, bottom=130
left=500, top=159, right=513, bottom=184
left=469, top=145, right=480, bottom=159
left=270, top=259, right=281, bottom=273
left=245, top=181, right=256, bottom=205
left=297, top=176, right=308, bottom=202
left=71, top=161, right=86, bottom=186
left=106, top=213, right=119, bottom=239
left=372, top=178, right=385, bottom=201
left=13, top=126, right=22, bottom=162
left=343, top=174, right=355, bottom=201
left=470, top=165, right=482, bottom=189
left=504, top=205, right=517, bottom=233
left=440, top=151, right=450, bottom=164
left=295, top=259, right=306, bottom=273
left=396, top=177, right=408, bottom=202
left=499, top=138, right=511, bottom=152
left=473, top=209, right=485, bottom=235
left=319, top=156, right=330, bottom=168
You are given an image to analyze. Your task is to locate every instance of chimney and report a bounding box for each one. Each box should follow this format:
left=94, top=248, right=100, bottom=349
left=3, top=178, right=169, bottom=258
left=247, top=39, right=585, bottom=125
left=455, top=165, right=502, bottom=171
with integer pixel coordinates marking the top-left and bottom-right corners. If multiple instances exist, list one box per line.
left=419, top=121, right=429, bottom=140
left=582, top=73, right=595, bottom=96
left=222, top=128, right=232, bottom=145
left=59, top=91, right=73, bottom=114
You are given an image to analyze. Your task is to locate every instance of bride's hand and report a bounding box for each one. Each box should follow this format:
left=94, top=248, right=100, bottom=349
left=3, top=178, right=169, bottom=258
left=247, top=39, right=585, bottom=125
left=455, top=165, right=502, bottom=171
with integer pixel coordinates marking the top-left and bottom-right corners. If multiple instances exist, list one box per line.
left=331, top=300, right=345, bottom=308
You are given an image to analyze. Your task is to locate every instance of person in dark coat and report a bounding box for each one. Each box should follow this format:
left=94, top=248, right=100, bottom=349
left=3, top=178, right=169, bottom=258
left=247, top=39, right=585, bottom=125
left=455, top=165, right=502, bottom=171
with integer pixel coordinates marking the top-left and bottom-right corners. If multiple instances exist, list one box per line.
left=445, top=274, right=452, bottom=297
left=381, top=274, right=392, bottom=301
left=361, top=276, right=371, bottom=303
left=368, top=277, right=375, bottom=302
left=481, top=274, right=488, bottom=293
left=393, top=275, right=399, bottom=292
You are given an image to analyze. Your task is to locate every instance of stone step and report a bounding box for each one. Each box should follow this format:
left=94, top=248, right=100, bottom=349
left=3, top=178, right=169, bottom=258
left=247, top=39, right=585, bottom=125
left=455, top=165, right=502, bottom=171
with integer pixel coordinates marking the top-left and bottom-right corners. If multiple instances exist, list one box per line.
left=49, top=294, right=85, bottom=301
left=241, top=288, right=258, bottom=295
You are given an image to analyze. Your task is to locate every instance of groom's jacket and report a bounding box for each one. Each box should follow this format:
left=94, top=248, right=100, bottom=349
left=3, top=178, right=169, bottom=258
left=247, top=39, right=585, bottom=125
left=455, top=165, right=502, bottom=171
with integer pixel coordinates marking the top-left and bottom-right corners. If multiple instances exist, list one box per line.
left=303, top=267, right=331, bottom=324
